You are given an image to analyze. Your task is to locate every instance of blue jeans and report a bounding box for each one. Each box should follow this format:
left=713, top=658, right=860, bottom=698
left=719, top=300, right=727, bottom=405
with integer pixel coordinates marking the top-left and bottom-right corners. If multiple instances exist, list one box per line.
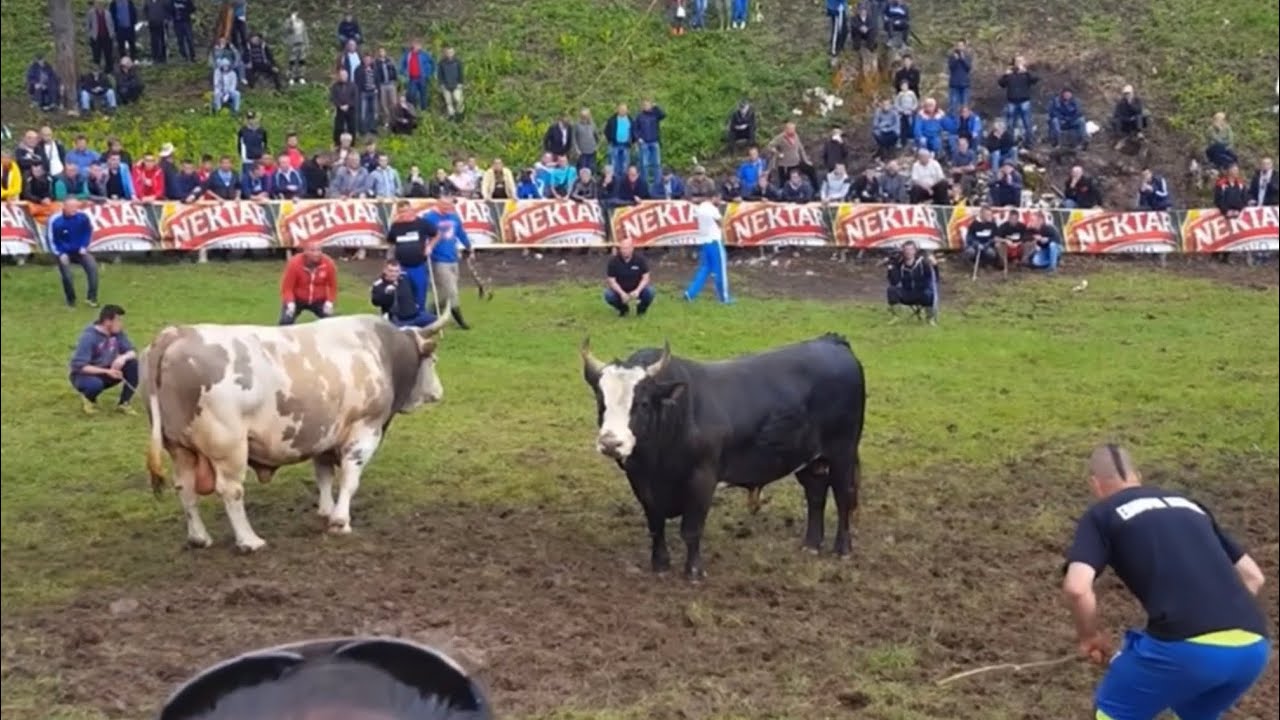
left=80, top=89, right=117, bottom=111
left=174, top=19, right=194, bottom=60
left=401, top=263, right=429, bottom=315
left=604, top=286, right=655, bottom=315
left=576, top=152, right=597, bottom=171
left=691, top=0, right=708, bottom=27
left=685, top=240, right=731, bottom=302
left=71, top=359, right=139, bottom=405
left=1027, top=242, right=1061, bottom=270
left=732, top=0, right=748, bottom=23
left=639, top=142, right=662, bottom=186
left=988, top=147, right=1018, bottom=177
left=1049, top=116, right=1087, bottom=146
left=406, top=78, right=428, bottom=110
left=57, top=251, right=99, bottom=305
left=1004, top=101, right=1033, bottom=145
left=1205, top=143, right=1237, bottom=171
left=213, top=90, right=241, bottom=114
left=608, top=144, right=630, bottom=179
left=359, top=92, right=378, bottom=134
left=948, top=86, right=969, bottom=112
left=1095, top=630, right=1269, bottom=720
left=391, top=310, right=438, bottom=328
left=915, top=132, right=942, bottom=154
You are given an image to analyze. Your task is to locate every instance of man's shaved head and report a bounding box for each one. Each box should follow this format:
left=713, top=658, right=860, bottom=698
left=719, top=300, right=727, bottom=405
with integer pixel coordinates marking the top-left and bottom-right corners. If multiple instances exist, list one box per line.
left=1088, top=443, right=1140, bottom=497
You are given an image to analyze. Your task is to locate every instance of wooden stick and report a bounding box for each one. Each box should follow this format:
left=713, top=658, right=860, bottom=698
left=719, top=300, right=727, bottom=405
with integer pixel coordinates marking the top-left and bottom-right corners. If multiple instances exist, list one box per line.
left=935, top=654, right=1078, bottom=687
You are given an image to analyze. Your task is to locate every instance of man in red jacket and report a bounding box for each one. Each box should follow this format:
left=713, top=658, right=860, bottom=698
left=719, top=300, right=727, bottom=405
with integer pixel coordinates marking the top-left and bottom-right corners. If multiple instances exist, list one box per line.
left=132, top=153, right=166, bottom=201
left=279, top=242, right=338, bottom=325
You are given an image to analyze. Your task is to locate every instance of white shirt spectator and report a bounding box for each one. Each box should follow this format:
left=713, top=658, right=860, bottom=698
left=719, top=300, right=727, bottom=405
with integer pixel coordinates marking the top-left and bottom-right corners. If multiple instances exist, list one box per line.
left=694, top=200, right=723, bottom=242
left=910, top=157, right=945, bottom=189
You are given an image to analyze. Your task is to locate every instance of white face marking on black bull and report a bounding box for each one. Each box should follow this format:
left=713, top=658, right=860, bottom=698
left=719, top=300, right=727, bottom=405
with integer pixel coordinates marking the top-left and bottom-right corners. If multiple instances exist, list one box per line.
left=581, top=339, right=672, bottom=462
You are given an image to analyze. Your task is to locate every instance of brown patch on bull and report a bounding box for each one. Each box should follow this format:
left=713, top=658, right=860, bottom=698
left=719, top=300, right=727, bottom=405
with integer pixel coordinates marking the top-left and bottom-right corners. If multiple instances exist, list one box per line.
left=230, top=339, right=255, bottom=391
left=372, top=321, right=428, bottom=415
left=157, top=328, right=233, bottom=438
left=273, top=328, right=346, bottom=454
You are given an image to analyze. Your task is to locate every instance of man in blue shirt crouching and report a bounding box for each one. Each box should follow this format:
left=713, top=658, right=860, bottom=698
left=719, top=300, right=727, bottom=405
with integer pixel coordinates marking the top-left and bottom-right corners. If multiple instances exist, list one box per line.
left=69, top=304, right=139, bottom=415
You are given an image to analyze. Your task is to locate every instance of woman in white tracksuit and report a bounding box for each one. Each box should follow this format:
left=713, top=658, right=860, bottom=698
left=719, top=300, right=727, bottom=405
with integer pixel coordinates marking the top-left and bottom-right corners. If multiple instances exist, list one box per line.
left=684, top=200, right=732, bottom=303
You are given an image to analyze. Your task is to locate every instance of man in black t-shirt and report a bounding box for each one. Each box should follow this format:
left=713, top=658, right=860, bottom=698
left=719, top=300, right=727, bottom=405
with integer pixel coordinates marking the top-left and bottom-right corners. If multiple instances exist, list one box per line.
left=604, top=239, right=654, bottom=317
left=386, top=202, right=437, bottom=316
left=1063, top=444, right=1269, bottom=720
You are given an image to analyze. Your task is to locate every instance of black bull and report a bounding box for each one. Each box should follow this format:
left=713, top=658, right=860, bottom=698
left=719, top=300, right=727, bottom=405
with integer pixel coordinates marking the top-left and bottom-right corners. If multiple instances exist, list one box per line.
left=581, top=333, right=866, bottom=579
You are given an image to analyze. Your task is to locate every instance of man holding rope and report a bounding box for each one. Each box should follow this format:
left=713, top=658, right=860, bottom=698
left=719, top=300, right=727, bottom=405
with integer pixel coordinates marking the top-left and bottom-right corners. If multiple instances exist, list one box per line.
left=387, top=200, right=437, bottom=317
left=1063, top=444, right=1269, bottom=720
left=421, top=199, right=474, bottom=329
left=68, top=304, right=139, bottom=416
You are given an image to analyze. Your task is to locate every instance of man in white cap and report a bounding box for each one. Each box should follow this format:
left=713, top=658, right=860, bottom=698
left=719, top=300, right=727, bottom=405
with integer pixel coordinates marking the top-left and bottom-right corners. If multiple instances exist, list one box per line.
left=1111, top=84, right=1149, bottom=148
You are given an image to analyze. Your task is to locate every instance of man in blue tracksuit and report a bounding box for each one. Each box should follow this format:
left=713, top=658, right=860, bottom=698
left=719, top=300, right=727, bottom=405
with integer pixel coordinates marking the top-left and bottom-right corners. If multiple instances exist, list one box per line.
left=48, top=198, right=100, bottom=308
left=420, top=200, right=473, bottom=329
left=387, top=203, right=437, bottom=317
left=684, top=200, right=731, bottom=303
left=1063, top=444, right=1269, bottom=720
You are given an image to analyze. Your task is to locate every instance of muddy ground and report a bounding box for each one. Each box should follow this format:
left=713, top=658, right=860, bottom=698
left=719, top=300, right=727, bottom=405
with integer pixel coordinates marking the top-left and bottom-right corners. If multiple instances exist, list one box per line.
left=2, top=253, right=1277, bottom=719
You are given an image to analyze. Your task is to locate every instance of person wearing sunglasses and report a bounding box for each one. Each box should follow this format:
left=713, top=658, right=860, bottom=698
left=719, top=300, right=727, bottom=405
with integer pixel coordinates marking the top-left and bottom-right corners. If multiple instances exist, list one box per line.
left=158, top=637, right=492, bottom=720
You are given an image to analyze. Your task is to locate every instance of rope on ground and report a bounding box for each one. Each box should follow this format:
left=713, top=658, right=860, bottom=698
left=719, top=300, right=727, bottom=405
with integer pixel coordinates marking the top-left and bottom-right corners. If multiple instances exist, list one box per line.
left=569, top=0, right=663, bottom=109
left=934, top=654, right=1078, bottom=687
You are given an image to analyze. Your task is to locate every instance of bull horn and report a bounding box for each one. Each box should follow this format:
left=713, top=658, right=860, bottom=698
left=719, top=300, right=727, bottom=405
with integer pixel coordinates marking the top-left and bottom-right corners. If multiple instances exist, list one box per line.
left=580, top=336, right=606, bottom=377
left=645, top=340, right=671, bottom=377
left=423, top=304, right=452, bottom=336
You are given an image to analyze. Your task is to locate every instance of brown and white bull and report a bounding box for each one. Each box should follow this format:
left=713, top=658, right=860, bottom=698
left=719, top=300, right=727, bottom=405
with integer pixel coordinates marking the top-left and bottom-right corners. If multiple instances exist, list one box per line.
left=143, top=312, right=451, bottom=552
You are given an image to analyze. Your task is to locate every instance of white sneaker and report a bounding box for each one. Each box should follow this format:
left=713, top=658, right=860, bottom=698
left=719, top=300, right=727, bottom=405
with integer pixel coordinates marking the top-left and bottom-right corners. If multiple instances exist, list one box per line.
left=299, top=78, right=307, bottom=85
left=288, top=78, right=295, bottom=85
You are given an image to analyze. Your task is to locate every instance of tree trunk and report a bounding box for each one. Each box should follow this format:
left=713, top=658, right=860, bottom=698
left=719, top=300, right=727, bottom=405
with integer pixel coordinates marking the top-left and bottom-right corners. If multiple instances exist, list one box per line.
left=49, top=0, right=78, bottom=111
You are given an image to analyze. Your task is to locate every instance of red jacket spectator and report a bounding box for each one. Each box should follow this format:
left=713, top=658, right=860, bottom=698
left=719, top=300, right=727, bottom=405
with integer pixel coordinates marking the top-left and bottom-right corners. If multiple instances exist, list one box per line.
left=132, top=160, right=166, bottom=200
left=279, top=250, right=338, bottom=306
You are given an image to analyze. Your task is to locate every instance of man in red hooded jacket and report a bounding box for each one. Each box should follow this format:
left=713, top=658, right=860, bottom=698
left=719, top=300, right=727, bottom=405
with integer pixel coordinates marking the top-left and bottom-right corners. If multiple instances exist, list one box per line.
left=132, top=153, right=166, bottom=200
left=279, top=242, right=338, bottom=325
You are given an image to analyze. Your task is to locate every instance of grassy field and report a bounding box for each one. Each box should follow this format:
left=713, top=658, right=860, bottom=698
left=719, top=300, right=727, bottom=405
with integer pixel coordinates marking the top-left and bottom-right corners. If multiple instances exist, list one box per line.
left=1, top=253, right=1277, bottom=718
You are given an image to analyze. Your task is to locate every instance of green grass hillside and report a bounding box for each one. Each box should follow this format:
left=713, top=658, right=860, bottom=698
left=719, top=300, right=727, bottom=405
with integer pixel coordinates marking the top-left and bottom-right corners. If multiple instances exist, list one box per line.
left=2, top=0, right=1277, bottom=199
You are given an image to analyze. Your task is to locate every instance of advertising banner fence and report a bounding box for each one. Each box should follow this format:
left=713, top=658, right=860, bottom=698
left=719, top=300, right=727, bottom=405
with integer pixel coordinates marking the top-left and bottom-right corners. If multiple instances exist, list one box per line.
left=3, top=199, right=1276, bottom=256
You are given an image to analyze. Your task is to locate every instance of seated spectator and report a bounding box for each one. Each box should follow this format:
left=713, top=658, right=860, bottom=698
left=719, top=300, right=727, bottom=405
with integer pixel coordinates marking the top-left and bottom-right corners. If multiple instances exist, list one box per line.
left=880, top=161, right=908, bottom=203
left=962, top=204, right=1000, bottom=269
left=1061, top=165, right=1101, bottom=209
left=720, top=172, right=743, bottom=201
left=240, top=161, right=272, bottom=200
left=948, top=137, right=979, bottom=194
left=1204, top=112, right=1237, bottom=170
left=882, top=0, right=911, bottom=50
left=86, top=162, right=111, bottom=199
left=336, top=12, right=362, bottom=48
left=1021, top=212, right=1062, bottom=271
left=744, top=173, right=777, bottom=202
left=872, top=98, right=900, bottom=159
left=516, top=169, right=540, bottom=199
left=886, top=241, right=937, bottom=325
left=989, top=161, right=1022, bottom=207
left=894, top=81, right=918, bottom=148
left=914, top=98, right=945, bottom=154
left=821, top=127, right=849, bottom=173
left=651, top=167, right=686, bottom=200
left=405, top=166, right=429, bottom=198
left=1248, top=157, right=1278, bottom=206
left=170, top=158, right=202, bottom=200
left=0, top=150, right=20, bottom=201
left=245, top=33, right=284, bottom=91
left=1047, top=88, right=1086, bottom=149
left=851, top=166, right=881, bottom=203
left=371, top=259, right=436, bottom=328
left=212, top=58, right=242, bottom=114
left=271, top=153, right=305, bottom=199
left=390, top=93, right=419, bottom=135
left=21, top=163, right=55, bottom=206
left=105, top=137, right=133, bottom=167
left=195, top=155, right=242, bottom=201
left=102, top=153, right=134, bottom=199
left=300, top=153, right=331, bottom=199
left=570, top=167, right=598, bottom=201
left=941, top=105, right=982, bottom=155
left=209, top=36, right=244, bottom=81
left=737, top=146, right=767, bottom=189
left=820, top=163, right=851, bottom=202
left=54, top=163, right=90, bottom=200
left=481, top=158, right=515, bottom=200
left=359, top=140, right=380, bottom=171
left=330, top=153, right=370, bottom=198
left=1110, top=84, right=1149, bottom=145
left=66, top=135, right=101, bottom=175
left=68, top=304, right=138, bottom=415
left=26, top=54, right=61, bottom=111
left=132, top=154, right=165, bottom=200
left=1136, top=168, right=1171, bottom=211
left=428, top=167, right=455, bottom=198
left=79, top=69, right=118, bottom=113
left=368, top=154, right=402, bottom=198
left=604, top=239, right=654, bottom=317
left=983, top=120, right=1018, bottom=179
left=613, top=165, right=649, bottom=205
left=447, top=159, right=476, bottom=198
left=597, top=166, right=617, bottom=198
left=778, top=169, right=815, bottom=203
left=726, top=98, right=757, bottom=148
left=115, top=57, right=143, bottom=104
left=908, top=149, right=947, bottom=204
left=549, top=155, right=575, bottom=199
left=686, top=165, right=716, bottom=201
left=1213, top=164, right=1247, bottom=218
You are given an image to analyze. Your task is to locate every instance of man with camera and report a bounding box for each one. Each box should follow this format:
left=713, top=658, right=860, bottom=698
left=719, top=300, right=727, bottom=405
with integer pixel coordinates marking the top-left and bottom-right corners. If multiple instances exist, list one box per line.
left=885, top=240, right=938, bottom=325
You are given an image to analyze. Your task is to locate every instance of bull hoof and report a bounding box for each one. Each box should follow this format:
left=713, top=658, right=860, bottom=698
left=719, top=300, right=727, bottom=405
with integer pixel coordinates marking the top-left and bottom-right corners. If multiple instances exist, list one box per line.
left=186, top=534, right=213, bottom=549
left=317, top=507, right=334, bottom=520
left=800, top=544, right=821, bottom=555
left=684, top=568, right=707, bottom=583
left=328, top=520, right=353, bottom=535
left=236, top=537, right=267, bottom=553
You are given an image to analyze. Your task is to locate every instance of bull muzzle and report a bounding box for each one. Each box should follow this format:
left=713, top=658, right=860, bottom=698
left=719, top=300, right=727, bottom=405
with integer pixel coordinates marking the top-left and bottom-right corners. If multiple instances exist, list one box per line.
left=596, top=431, right=631, bottom=460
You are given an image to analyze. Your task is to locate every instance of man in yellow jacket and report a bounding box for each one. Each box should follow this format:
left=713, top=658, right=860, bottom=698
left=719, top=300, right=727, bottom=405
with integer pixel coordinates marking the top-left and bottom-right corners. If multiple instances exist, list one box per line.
left=480, top=158, right=516, bottom=200
left=1, top=149, right=23, bottom=201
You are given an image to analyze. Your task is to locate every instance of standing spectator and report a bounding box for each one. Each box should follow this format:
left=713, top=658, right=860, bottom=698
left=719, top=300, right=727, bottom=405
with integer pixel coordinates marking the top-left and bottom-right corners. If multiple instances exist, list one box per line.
left=1110, top=84, right=1148, bottom=147
left=570, top=167, right=598, bottom=201
left=437, top=47, right=465, bottom=121
left=54, top=163, right=91, bottom=200
left=79, top=68, right=118, bottom=113
left=198, top=155, right=241, bottom=200
left=330, top=69, right=358, bottom=146
left=946, top=40, right=973, bottom=112
left=766, top=121, right=813, bottom=187
left=1136, top=168, right=1171, bottom=211
left=989, top=161, right=1022, bottom=207
left=689, top=0, right=709, bottom=31
left=37, top=126, right=67, bottom=178
left=115, top=56, right=144, bottom=104
left=481, top=158, right=515, bottom=200
left=422, top=200, right=474, bottom=328
left=893, top=54, right=921, bottom=96
left=1213, top=164, right=1247, bottom=218
left=948, top=137, right=979, bottom=196
left=237, top=112, right=268, bottom=173
left=914, top=97, right=945, bottom=154
left=279, top=243, right=338, bottom=326
left=635, top=99, right=666, bottom=187
left=168, top=158, right=200, bottom=200
left=49, top=199, right=101, bottom=309
left=894, top=80, right=919, bottom=149
left=336, top=12, right=362, bottom=48
left=158, top=145, right=181, bottom=198
left=882, top=0, right=911, bottom=51
left=604, top=104, right=636, bottom=179
left=85, top=0, right=116, bottom=69
left=143, top=0, right=168, bottom=64
left=354, top=54, right=378, bottom=134
left=886, top=241, right=938, bottom=325
left=400, top=39, right=433, bottom=111
left=390, top=94, right=420, bottom=135
left=1204, top=112, right=1237, bottom=170
left=300, top=152, right=332, bottom=198
left=1048, top=88, right=1087, bottom=149
left=879, top=160, right=909, bottom=203
left=544, top=115, right=573, bottom=158
left=336, top=39, right=361, bottom=79
left=240, top=161, right=271, bottom=200
left=778, top=169, right=815, bottom=203
left=330, top=153, right=370, bottom=198
left=605, top=239, right=655, bottom=317
left=68, top=304, right=139, bottom=416
left=686, top=166, right=716, bottom=201
left=848, top=4, right=878, bottom=76
left=283, top=12, right=310, bottom=85
left=212, top=57, right=242, bottom=114
left=684, top=199, right=730, bottom=303
left=821, top=163, right=851, bottom=202
left=614, top=165, right=649, bottom=205
left=26, top=55, right=62, bottom=111
left=374, top=48, right=399, bottom=129
left=245, top=34, right=284, bottom=91
left=825, top=0, right=848, bottom=64
left=851, top=165, right=880, bottom=203
left=984, top=120, right=1017, bottom=178
left=908, top=149, right=947, bottom=204
left=941, top=105, right=982, bottom=155
left=821, top=127, right=850, bottom=173
left=872, top=98, right=899, bottom=158
left=1061, top=165, right=1101, bottom=209
left=737, top=145, right=766, bottom=189
left=66, top=135, right=100, bottom=174
left=669, top=0, right=688, bottom=35
left=650, top=167, right=686, bottom=200
left=1, top=150, right=22, bottom=201
left=719, top=171, right=743, bottom=201
left=282, top=133, right=304, bottom=169
left=572, top=108, right=599, bottom=170
left=171, top=0, right=195, bottom=61
left=998, top=55, right=1039, bottom=146
left=228, top=0, right=248, bottom=53
left=272, top=152, right=306, bottom=199
left=1248, top=157, right=1278, bottom=206
left=369, top=154, right=402, bottom=198
left=210, top=37, right=244, bottom=82
left=726, top=99, right=757, bottom=149
left=132, top=153, right=165, bottom=200
left=729, top=0, right=748, bottom=28
left=744, top=173, right=776, bottom=202
left=108, top=0, right=138, bottom=64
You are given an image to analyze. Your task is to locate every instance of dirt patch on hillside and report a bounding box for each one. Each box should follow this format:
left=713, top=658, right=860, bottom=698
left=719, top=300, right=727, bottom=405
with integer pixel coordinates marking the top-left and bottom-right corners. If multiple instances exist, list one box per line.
left=2, top=456, right=1276, bottom=719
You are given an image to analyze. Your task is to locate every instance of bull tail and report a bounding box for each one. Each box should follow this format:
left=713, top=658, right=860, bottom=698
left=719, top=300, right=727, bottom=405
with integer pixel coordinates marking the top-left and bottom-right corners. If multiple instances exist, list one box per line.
left=144, top=328, right=180, bottom=496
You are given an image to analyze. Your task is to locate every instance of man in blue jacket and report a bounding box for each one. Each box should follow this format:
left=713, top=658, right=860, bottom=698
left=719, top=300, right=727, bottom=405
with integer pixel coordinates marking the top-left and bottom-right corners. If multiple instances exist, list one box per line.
left=69, top=303, right=138, bottom=415
left=603, top=104, right=635, bottom=180
left=48, top=198, right=101, bottom=308
left=634, top=99, right=666, bottom=186
left=420, top=199, right=473, bottom=329
left=946, top=40, right=973, bottom=114
left=1048, top=88, right=1088, bottom=150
